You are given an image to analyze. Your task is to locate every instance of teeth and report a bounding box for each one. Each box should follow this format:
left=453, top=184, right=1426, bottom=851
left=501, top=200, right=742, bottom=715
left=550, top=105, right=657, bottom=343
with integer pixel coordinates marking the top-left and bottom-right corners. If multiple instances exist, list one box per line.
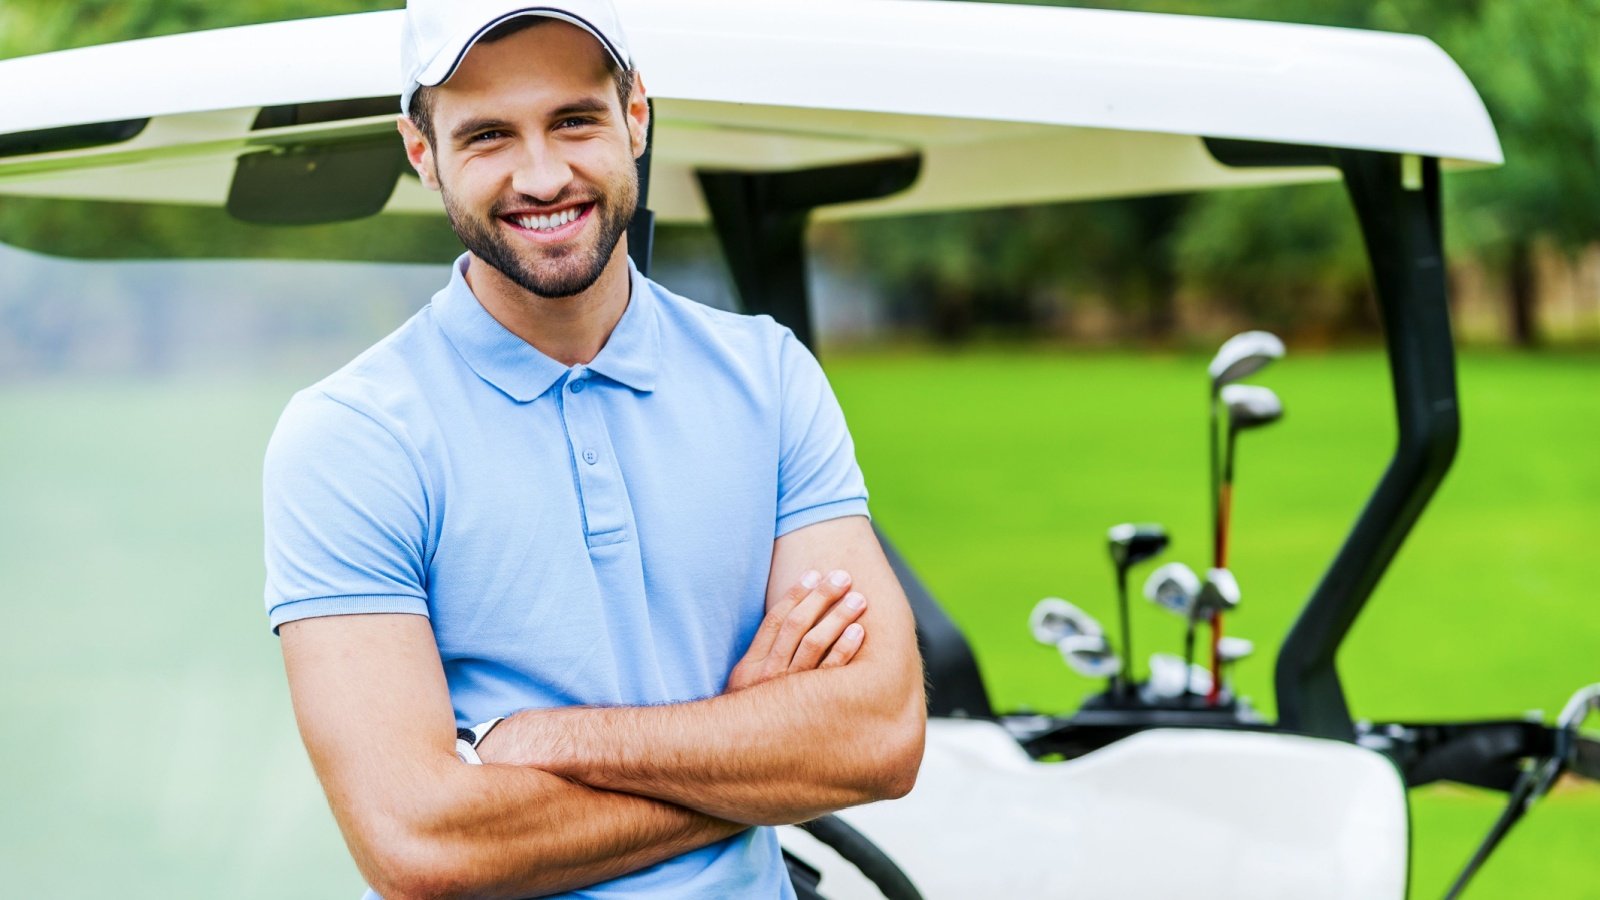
left=516, top=208, right=582, bottom=232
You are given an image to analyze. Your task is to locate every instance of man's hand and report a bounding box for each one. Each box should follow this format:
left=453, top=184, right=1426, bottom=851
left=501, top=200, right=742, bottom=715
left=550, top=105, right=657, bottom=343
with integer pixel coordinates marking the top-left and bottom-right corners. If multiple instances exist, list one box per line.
left=725, top=568, right=867, bottom=692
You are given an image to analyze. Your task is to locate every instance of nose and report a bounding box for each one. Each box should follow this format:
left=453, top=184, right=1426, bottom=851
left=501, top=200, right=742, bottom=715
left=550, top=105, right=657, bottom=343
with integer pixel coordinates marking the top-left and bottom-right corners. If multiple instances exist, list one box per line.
left=510, top=139, right=573, bottom=203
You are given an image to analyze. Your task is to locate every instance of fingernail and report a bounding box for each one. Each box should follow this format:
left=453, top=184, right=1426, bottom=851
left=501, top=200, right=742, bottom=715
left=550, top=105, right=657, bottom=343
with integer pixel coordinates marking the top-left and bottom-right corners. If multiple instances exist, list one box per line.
left=845, top=623, right=863, bottom=640
left=800, top=570, right=821, bottom=589
left=845, top=592, right=865, bottom=610
left=829, top=570, right=850, bottom=588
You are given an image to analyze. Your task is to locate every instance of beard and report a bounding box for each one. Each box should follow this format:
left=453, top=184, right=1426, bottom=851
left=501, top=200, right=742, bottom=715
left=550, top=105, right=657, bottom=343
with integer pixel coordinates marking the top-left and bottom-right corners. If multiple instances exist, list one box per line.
left=441, top=166, right=638, bottom=299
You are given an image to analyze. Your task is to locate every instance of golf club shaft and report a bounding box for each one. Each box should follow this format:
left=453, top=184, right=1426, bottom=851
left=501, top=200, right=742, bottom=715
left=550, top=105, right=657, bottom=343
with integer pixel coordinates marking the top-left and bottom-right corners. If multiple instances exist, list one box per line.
left=1117, top=567, right=1133, bottom=696
left=1209, top=430, right=1239, bottom=705
left=1209, top=389, right=1220, bottom=571
left=1182, top=621, right=1196, bottom=699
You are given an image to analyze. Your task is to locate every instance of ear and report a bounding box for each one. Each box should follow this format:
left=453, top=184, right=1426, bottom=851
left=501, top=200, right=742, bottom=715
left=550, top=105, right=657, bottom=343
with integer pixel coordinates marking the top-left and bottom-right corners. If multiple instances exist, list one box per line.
left=396, top=116, right=441, bottom=192
left=626, top=72, right=650, bottom=160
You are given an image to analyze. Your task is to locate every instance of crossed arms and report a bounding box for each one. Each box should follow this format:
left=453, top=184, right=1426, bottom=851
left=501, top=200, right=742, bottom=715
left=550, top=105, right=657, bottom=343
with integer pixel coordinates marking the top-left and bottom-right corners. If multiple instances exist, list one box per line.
left=279, top=514, right=926, bottom=900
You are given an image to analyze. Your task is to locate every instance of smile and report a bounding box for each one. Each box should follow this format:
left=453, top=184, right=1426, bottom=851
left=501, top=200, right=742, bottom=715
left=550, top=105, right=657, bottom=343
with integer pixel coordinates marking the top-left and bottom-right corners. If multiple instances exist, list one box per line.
left=502, top=203, right=593, bottom=241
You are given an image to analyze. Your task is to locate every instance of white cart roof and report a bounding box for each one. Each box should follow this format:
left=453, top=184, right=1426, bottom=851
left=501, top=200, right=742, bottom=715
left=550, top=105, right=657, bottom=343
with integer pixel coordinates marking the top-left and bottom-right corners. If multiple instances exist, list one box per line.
left=0, top=0, right=1501, bottom=223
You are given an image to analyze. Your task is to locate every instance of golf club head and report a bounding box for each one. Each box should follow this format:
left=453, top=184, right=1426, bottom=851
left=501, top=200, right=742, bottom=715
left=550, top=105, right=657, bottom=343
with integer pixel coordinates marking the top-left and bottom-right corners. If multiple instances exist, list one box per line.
left=1059, top=633, right=1121, bottom=679
left=1194, top=567, right=1241, bottom=619
left=1218, top=635, right=1255, bottom=665
left=1028, top=597, right=1103, bottom=647
left=1108, top=522, right=1169, bottom=570
left=1143, top=562, right=1201, bottom=617
left=1208, top=330, right=1285, bottom=390
left=1559, top=683, right=1600, bottom=730
left=1222, top=383, right=1284, bottom=431
left=1148, top=652, right=1212, bottom=698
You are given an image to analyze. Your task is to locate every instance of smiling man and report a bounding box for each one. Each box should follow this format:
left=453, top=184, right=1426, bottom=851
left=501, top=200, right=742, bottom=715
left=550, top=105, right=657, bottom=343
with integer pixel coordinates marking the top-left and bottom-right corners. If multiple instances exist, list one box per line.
left=262, top=1, right=925, bottom=898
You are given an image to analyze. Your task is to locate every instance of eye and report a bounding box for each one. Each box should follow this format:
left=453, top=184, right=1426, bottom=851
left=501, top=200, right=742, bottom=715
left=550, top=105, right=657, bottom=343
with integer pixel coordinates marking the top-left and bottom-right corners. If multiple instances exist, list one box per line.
left=557, top=116, right=598, bottom=130
left=470, top=129, right=509, bottom=143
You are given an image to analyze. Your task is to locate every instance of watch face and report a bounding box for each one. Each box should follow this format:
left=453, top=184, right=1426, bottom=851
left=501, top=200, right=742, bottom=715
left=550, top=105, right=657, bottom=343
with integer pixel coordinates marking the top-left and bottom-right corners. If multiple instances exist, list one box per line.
left=456, top=726, right=476, bottom=745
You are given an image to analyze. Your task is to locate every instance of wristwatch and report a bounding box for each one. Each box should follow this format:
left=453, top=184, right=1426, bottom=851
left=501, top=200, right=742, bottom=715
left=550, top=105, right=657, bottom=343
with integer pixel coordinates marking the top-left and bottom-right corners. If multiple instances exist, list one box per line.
left=454, top=716, right=506, bottom=765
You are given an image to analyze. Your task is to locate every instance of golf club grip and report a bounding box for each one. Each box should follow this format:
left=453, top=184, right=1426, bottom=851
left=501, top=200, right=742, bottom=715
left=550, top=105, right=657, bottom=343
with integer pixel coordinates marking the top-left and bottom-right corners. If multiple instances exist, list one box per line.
left=798, top=815, right=925, bottom=900
left=1571, top=737, right=1600, bottom=782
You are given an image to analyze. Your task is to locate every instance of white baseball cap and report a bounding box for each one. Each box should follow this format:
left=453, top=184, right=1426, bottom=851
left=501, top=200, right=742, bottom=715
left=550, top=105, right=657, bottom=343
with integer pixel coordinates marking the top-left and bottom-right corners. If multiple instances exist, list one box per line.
left=400, top=1, right=633, bottom=114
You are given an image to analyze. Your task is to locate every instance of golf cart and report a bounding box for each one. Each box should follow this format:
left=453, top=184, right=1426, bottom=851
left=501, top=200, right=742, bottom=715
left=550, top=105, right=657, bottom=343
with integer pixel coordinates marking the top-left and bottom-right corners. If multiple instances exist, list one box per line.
left=1, top=1, right=1594, bottom=897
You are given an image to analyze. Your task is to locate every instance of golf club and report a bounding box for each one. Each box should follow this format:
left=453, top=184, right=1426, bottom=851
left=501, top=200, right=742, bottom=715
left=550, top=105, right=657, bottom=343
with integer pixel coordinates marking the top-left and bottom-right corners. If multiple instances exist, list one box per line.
left=1143, top=562, right=1204, bottom=697
left=1058, top=633, right=1122, bottom=680
left=1028, top=596, right=1104, bottom=647
left=1206, top=333, right=1282, bottom=707
left=1207, top=332, right=1285, bottom=562
left=1108, top=523, right=1169, bottom=696
left=1211, top=384, right=1282, bottom=702
left=1216, top=635, right=1254, bottom=699
left=1194, top=567, right=1240, bottom=621
left=1146, top=652, right=1211, bottom=700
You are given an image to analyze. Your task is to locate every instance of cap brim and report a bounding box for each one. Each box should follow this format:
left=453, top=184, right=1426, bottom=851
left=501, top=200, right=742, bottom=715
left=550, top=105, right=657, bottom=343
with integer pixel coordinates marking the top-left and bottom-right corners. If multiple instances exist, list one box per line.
left=416, top=7, right=629, bottom=90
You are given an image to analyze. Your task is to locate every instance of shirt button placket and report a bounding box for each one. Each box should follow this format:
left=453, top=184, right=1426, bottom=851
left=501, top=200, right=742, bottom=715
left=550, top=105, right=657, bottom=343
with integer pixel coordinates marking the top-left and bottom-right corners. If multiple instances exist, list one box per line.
left=563, top=367, right=626, bottom=541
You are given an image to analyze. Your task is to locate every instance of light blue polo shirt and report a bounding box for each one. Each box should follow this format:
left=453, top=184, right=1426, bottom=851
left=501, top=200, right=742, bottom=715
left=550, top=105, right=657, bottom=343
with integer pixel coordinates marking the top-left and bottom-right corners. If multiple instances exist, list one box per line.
left=263, top=254, right=869, bottom=899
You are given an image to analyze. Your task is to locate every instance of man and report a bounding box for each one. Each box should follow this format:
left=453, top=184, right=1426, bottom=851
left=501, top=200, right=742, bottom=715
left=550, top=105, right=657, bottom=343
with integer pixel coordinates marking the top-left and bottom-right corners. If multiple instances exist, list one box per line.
left=262, top=1, right=926, bottom=897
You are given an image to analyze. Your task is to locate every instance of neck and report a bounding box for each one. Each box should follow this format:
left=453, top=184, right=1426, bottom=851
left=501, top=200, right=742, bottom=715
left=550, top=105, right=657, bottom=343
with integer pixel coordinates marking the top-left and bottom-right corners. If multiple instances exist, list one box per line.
left=465, top=240, right=632, bottom=366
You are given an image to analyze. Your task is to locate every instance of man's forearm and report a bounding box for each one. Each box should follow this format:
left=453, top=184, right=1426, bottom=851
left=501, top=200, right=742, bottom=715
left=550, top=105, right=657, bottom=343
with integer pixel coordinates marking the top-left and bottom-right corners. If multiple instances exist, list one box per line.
left=482, top=663, right=925, bottom=826
left=373, top=760, right=744, bottom=900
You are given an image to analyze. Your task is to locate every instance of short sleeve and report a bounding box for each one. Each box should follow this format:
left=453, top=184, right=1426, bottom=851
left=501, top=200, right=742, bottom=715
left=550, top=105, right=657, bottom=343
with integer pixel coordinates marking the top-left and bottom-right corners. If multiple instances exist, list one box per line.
left=775, top=332, right=870, bottom=537
left=263, top=390, right=431, bottom=632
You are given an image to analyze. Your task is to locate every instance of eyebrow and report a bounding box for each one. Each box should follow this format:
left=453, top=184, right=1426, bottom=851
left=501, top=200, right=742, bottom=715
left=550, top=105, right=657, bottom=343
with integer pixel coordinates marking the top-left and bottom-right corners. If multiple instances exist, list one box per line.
left=549, top=98, right=613, bottom=120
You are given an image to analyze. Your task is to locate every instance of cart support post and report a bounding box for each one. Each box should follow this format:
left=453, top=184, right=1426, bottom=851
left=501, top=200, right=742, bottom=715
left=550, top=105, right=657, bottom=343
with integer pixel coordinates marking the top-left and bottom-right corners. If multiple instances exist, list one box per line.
left=1275, top=151, right=1460, bottom=740
left=696, top=155, right=921, bottom=353
left=625, top=99, right=656, bottom=277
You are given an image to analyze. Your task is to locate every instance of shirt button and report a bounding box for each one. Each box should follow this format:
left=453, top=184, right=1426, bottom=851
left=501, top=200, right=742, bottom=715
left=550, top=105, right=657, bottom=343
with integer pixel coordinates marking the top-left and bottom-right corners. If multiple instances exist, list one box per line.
left=583, top=449, right=598, bottom=465
left=570, top=380, right=585, bottom=394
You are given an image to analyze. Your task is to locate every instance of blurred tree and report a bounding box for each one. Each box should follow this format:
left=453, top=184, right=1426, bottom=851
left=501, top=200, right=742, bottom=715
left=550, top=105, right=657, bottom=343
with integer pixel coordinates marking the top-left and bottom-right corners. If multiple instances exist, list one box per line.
left=834, top=196, right=1186, bottom=342
left=0, top=1, right=400, bottom=58
left=865, top=0, right=1600, bottom=345
left=1435, top=0, right=1600, bottom=346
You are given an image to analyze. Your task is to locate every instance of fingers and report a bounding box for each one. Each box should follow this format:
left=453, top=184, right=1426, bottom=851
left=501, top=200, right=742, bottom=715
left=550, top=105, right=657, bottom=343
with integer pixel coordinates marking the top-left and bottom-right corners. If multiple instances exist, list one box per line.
left=728, top=568, right=869, bottom=693
left=788, top=591, right=867, bottom=672
left=743, top=570, right=822, bottom=663
left=766, top=569, right=853, bottom=676
left=819, top=622, right=865, bottom=669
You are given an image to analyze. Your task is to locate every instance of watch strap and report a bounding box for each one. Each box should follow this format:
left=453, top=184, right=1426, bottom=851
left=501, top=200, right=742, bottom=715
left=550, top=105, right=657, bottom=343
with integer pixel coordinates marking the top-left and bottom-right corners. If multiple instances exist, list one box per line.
left=453, top=716, right=507, bottom=765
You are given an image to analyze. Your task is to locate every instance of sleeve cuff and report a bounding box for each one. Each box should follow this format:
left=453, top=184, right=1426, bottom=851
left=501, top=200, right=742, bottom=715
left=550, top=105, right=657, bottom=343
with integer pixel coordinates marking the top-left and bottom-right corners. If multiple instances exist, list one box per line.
left=776, top=497, right=871, bottom=539
left=268, top=593, right=430, bottom=634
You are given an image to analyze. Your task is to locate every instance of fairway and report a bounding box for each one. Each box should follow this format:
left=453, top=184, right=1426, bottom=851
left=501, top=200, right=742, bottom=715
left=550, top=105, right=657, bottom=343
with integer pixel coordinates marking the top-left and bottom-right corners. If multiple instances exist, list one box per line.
left=0, top=349, right=1595, bottom=897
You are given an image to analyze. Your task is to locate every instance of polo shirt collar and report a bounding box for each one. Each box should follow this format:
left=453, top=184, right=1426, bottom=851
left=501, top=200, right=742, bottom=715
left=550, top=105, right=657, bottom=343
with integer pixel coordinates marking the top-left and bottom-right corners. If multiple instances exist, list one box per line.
left=433, top=254, right=660, bottom=402
left=585, top=262, right=660, bottom=393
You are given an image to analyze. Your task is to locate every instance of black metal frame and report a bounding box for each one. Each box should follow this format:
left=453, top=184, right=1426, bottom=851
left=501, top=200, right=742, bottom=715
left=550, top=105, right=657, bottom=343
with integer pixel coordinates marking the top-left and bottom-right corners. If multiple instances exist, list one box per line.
left=697, top=157, right=921, bottom=350
left=1277, top=151, right=1460, bottom=741
left=1206, top=141, right=1461, bottom=742
left=625, top=99, right=656, bottom=276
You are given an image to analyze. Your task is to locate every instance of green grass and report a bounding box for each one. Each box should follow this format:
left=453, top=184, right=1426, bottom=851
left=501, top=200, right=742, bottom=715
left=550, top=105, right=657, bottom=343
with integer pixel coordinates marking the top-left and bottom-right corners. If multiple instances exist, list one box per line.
left=828, top=347, right=1600, bottom=899
left=0, top=349, right=1595, bottom=897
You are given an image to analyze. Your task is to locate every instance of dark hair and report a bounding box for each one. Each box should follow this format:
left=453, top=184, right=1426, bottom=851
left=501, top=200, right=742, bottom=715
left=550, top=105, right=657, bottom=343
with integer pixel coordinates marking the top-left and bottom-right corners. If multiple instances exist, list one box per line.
left=408, top=16, right=636, bottom=145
